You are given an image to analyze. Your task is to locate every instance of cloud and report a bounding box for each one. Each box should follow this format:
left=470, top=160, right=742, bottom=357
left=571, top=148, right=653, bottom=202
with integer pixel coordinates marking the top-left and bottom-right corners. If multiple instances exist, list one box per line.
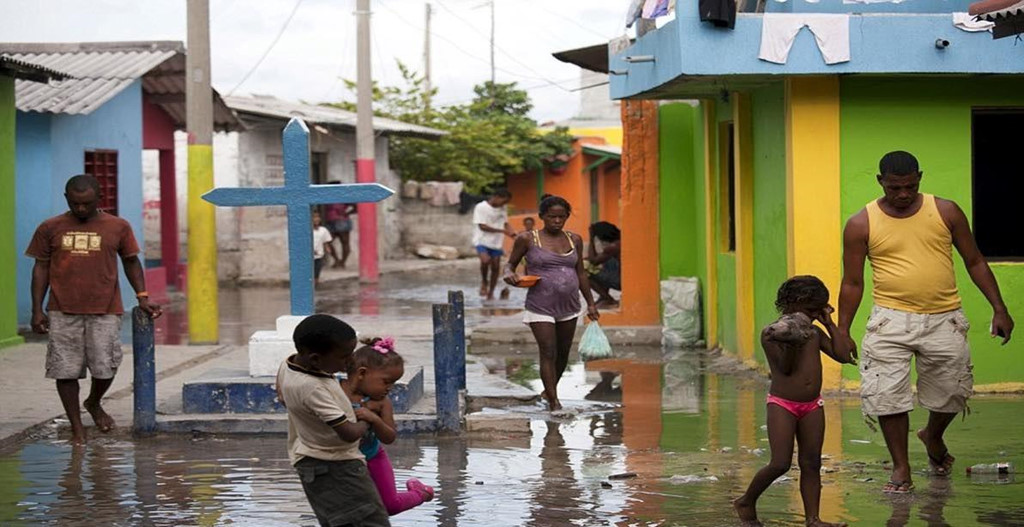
left=3, top=0, right=626, bottom=122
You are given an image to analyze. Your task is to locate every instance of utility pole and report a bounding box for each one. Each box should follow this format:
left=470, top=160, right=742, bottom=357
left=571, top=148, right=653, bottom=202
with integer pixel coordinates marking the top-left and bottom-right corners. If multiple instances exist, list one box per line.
left=489, top=0, right=495, bottom=85
left=186, top=0, right=219, bottom=343
left=424, top=2, right=432, bottom=109
left=356, top=0, right=379, bottom=283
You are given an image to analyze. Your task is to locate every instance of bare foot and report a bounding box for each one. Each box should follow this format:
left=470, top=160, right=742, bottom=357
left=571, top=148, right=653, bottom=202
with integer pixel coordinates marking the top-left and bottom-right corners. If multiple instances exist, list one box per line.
left=917, top=428, right=954, bottom=476
left=733, top=497, right=761, bottom=526
left=595, top=299, right=619, bottom=309
left=83, top=399, right=115, bottom=433
left=479, top=285, right=488, bottom=297
left=807, top=519, right=847, bottom=527
left=548, top=399, right=563, bottom=412
left=70, top=430, right=88, bottom=445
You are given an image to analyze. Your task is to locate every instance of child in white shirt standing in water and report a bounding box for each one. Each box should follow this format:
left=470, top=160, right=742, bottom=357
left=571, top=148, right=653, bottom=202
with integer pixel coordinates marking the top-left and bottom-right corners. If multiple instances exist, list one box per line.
left=472, top=189, right=515, bottom=300
left=312, top=211, right=337, bottom=287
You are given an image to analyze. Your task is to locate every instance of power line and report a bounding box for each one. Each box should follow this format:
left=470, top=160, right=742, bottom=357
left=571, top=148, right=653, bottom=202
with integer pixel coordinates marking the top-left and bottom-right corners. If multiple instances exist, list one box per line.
left=374, top=0, right=560, bottom=85
left=433, top=0, right=570, bottom=92
left=531, top=4, right=615, bottom=41
left=227, top=0, right=306, bottom=95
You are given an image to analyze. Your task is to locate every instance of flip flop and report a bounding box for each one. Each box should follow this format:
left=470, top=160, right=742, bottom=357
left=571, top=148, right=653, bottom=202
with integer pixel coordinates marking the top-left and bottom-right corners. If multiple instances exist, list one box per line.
left=882, top=480, right=914, bottom=494
left=927, top=451, right=955, bottom=477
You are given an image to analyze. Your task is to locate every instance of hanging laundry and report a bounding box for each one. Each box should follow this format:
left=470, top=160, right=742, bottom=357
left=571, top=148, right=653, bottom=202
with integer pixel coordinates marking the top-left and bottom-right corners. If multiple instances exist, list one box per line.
left=625, top=0, right=645, bottom=28
left=953, top=12, right=995, bottom=31
left=700, top=0, right=737, bottom=29
left=431, top=182, right=464, bottom=206
left=642, top=0, right=671, bottom=19
left=759, top=14, right=850, bottom=65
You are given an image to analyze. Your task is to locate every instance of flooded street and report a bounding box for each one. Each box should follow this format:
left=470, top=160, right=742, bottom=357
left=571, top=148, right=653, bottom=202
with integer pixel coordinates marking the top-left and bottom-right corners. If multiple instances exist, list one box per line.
left=148, top=265, right=529, bottom=346
left=2, top=352, right=1023, bottom=526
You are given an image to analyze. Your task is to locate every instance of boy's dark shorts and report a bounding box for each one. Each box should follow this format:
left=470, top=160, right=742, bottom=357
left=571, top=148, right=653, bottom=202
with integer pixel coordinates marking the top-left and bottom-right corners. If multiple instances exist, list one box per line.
left=295, top=457, right=391, bottom=527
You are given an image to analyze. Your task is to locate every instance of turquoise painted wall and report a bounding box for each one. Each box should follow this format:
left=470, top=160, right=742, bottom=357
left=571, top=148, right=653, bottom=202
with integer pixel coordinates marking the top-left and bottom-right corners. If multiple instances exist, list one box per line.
left=750, top=84, right=789, bottom=368
left=840, top=77, right=1024, bottom=385
left=15, top=81, right=145, bottom=327
left=0, top=77, right=22, bottom=348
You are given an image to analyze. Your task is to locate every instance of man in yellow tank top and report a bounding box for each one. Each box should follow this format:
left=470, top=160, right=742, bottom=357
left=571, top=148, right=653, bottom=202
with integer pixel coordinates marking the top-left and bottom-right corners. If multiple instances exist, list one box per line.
left=835, top=151, right=1014, bottom=494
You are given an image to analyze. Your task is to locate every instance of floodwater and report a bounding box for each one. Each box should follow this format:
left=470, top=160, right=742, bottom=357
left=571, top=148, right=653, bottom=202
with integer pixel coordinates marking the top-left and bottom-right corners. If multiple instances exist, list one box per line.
left=2, top=352, right=1023, bottom=526
left=150, top=265, right=529, bottom=345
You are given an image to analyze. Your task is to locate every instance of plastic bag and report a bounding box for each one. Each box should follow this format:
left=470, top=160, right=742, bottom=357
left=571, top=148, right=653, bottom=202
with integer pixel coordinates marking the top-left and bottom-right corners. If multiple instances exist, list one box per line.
left=578, top=322, right=612, bottom=361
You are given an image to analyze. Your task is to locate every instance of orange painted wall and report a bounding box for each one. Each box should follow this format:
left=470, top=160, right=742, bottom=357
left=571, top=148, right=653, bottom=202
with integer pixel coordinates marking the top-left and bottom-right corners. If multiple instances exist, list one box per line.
left=599, top=166, right=621, bottom=226
left=506, top=171, right=538, bottom=215
left=600, top=100, right=660, bottom=326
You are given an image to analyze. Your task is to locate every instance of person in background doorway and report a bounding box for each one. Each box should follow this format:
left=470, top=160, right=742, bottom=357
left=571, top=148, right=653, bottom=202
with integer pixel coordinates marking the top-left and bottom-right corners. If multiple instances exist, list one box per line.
left=473, top=188, right=516, bottom=300
left=324, top=184, right=357, bottom=269
left=313, top=211, right=337, bottom=287
left=834, top=151, right=1013, bottom=494
left=503, top=195, right=599, bottom=411
left=26, top=174, right=162, bottom=445
left=585, top=221, right=621, bottom=309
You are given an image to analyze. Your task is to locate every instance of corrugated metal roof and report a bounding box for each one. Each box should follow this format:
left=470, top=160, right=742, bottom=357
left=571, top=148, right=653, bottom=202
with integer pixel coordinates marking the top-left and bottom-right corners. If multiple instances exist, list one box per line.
left=582, top=143, right=622, bottom=157
left=0, top=54, right=73, bottom=83
left=224, top=95, right=446, bottom=139
left=0, top=41, right=240, bottom=130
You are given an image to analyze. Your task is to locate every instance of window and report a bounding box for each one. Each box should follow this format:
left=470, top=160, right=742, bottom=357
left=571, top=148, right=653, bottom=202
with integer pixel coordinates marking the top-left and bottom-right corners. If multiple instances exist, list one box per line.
left=972, top=109, right=1024, bottom=260
left=718, top=122, right=736, bottom=253
left=84, top=150, right=118, bottom=216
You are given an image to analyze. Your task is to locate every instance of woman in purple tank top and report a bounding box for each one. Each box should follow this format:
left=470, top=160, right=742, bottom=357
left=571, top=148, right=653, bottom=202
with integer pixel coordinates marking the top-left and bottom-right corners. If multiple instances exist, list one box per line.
left=503, top=196, right=599, bottom=411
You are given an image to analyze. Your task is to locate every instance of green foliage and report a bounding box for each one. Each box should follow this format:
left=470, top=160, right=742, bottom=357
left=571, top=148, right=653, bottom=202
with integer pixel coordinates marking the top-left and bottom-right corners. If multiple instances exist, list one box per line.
left=324, top=63, right=574, bottom=194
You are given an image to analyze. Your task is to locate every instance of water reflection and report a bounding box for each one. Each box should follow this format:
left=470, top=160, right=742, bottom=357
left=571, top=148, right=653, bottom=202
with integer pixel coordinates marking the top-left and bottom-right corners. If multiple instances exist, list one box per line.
left=1, top=352, right=1022, bottom=526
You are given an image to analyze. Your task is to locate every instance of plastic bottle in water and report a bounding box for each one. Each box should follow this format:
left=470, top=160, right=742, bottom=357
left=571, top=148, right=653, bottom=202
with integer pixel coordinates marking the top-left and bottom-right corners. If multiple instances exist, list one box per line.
left=966, top=462, right=1014, bottom=475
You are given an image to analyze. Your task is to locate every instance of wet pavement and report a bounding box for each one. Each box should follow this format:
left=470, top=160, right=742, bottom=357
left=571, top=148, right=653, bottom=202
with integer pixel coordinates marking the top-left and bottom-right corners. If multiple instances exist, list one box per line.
left=2, top=350, right=1023, bottom=526
left=149, top=263, right=528, bottom=346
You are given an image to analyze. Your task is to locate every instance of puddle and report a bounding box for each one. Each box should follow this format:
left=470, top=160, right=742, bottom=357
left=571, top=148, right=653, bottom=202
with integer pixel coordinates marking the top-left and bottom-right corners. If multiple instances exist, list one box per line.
left=3, top=352, right=1023, bottom=525
left=149, top=266, right=527, bottom=346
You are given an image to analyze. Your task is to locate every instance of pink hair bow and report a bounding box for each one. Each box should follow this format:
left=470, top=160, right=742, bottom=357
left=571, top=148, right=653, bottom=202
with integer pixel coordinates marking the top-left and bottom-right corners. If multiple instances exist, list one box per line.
left=373, top=337, right=395, bottom=354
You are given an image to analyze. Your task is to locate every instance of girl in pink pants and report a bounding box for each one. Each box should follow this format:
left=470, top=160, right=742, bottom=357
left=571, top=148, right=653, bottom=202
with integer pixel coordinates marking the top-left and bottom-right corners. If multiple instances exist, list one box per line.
left=342, top=338, right=434, bottom=515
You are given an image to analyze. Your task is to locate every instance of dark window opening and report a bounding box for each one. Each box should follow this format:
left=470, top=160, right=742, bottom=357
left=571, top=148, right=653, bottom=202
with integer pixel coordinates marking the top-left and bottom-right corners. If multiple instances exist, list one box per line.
left=84, top=150, right=118, bottom=216
left=972, top=109, right=1024, bottom=261
left=719, top=122, right=736, bottom=253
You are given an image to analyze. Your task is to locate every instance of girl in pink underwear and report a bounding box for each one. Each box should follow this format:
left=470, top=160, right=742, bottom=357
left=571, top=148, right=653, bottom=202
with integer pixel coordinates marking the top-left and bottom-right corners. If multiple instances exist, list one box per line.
left=734, top=276, right=855, bottom=527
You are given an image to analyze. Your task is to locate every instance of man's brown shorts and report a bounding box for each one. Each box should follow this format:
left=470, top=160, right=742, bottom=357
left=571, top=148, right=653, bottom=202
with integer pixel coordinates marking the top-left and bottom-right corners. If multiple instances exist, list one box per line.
left=45, top=311, right=123, bottom=380
left=860, top=306, right=974, bottom=416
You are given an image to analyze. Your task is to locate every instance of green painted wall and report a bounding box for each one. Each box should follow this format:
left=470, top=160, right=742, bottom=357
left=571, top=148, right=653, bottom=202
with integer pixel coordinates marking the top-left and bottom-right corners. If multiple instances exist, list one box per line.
left=713, top=99, right=738, bottom=352
left=840, top=77, right=1024, bottom=384
left=658, top=103, right=701, bottom=279
left=0, top=77, right=23, bottom=349
left=750, top=84, right=789, bottom=368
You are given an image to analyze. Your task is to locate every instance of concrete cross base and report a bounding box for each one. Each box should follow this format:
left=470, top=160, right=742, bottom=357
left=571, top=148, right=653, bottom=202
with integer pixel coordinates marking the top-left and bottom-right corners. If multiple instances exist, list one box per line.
left=181, top=365, right=424, bottom=414
left=248, top=315, right=308, bottom=376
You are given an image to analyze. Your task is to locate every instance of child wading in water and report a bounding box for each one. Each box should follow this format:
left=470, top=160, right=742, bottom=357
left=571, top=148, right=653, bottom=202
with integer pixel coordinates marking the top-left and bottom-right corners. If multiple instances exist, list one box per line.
left=341, top=338, right=435, bottom=515
left=275, top=315, right=391, bottom=527
left=734, top=276, right=855, bottom=527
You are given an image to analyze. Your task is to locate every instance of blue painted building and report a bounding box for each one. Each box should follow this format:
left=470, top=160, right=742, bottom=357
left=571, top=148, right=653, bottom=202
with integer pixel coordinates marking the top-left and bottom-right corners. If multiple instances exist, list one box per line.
left=571, top=0, right=1024, bottom=389
left=2, top=41, right=239, bottom=328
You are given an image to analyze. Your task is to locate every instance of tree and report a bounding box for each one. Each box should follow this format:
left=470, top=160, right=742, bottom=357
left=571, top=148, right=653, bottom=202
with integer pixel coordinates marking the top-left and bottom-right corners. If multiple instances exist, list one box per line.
left=325, top=63, right=573, bottom=194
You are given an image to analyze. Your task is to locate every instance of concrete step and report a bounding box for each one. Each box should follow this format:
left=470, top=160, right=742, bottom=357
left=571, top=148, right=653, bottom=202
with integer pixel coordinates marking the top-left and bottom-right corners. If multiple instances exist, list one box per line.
left=181, top=365, right=424, bottom=414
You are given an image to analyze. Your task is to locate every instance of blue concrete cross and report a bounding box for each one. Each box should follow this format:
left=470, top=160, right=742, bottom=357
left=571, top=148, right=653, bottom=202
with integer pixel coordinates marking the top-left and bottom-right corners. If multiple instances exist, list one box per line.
left=203, top=118, right=393, bottom=316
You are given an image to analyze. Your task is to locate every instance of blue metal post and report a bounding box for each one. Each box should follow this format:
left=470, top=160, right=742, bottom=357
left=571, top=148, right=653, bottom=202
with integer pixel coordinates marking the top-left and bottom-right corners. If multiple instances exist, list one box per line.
left=433, top=303, right=461, bottom=432
left=447, top=290, right=466, bottom=390
left=132, top=307, right=156, bottom=436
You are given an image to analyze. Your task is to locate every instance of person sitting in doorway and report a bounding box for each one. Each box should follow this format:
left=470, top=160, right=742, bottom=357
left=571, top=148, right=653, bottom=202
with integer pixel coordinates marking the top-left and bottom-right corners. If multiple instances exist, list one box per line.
left=585, top=221, right=621, bottom=309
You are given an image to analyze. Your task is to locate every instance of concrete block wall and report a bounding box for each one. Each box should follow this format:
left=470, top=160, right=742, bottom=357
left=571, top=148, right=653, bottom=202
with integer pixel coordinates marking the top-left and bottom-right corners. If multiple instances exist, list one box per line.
left=399, top=197, right=476, bottom=256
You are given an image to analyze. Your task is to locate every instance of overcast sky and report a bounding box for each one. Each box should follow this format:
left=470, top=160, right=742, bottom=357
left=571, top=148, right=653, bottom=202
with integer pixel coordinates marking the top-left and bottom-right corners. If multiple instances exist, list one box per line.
left=2, top=0, right=627, bottom=122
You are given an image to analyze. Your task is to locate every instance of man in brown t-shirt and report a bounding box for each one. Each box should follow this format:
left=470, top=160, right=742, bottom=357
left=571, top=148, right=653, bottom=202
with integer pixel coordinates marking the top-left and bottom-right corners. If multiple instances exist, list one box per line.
left=26, top=175, right=162, bottom=444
